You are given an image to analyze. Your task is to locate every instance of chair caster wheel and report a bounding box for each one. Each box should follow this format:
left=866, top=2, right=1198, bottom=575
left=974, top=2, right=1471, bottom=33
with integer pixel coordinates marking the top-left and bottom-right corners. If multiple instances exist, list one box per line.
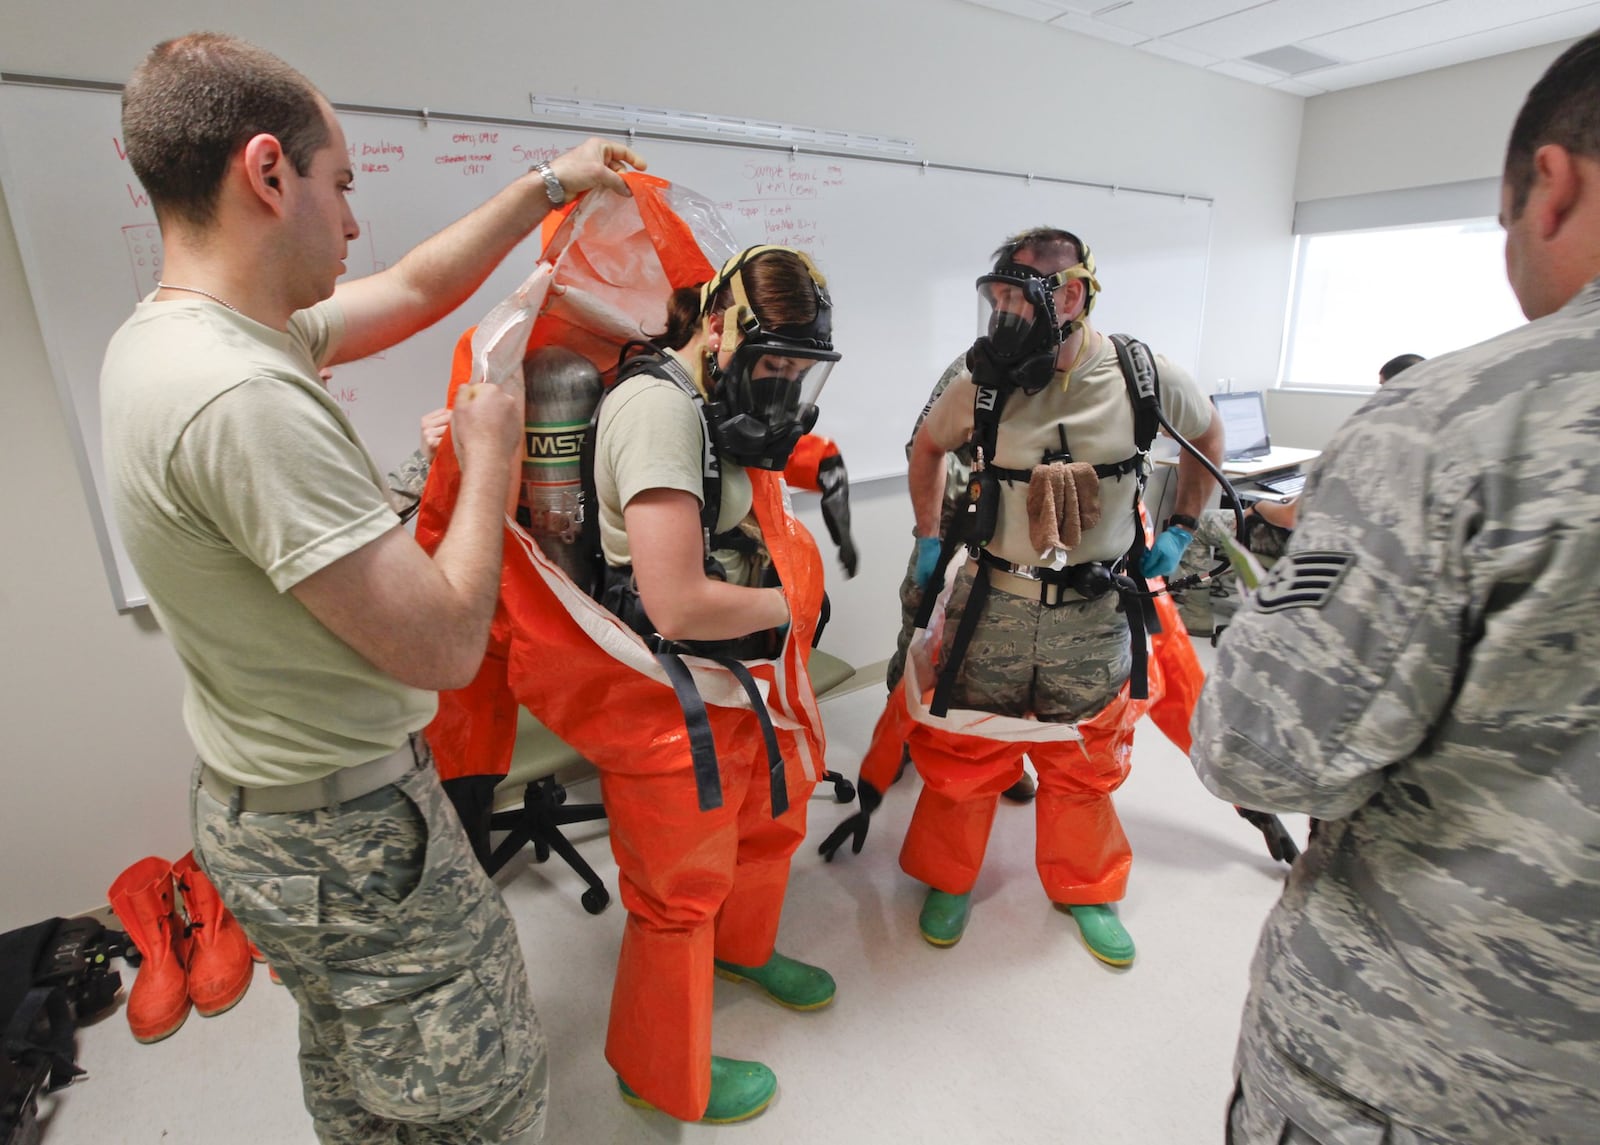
left=833, top=778, right=855, bottom=803
left=581, top=887, right=610, bottom=915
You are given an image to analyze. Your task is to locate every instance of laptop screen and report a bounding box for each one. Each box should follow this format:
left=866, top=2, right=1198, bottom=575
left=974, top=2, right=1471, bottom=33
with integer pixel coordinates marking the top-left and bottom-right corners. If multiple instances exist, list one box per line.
left=1212, top=391, right=1271, bottom=461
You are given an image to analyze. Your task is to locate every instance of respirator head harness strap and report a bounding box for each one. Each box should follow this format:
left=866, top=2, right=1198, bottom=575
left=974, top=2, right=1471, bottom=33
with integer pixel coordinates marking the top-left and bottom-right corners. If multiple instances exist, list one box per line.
left=700, top=245, right=840, bottom=470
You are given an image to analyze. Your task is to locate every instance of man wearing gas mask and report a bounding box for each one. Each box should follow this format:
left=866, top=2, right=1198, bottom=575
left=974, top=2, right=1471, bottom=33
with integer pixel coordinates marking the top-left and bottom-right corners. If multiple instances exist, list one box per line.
left=838, top=228, right=1222, bottom=964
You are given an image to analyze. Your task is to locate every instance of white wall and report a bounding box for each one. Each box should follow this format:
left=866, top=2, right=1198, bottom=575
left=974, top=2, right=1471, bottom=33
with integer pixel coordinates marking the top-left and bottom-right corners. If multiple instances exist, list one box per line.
left=1265, top=38, right=1578, bottom=443
left=1263, top=391, right=1369, bottom=451
left=1295, top=40, right=1576, bottom=203
left=0, top=0, right=1305, bottom=925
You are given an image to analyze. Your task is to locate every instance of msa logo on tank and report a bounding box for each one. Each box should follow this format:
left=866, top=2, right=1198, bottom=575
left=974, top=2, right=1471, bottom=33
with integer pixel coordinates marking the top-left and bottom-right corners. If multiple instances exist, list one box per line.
left=524, top=423, right=586, bottom=463
left=521, top=345, right=602, bottom=590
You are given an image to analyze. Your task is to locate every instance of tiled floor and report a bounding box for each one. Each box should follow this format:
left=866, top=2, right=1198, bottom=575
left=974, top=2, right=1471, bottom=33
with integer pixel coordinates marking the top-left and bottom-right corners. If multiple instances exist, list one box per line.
left=46, top=660, right=1303, bottom=1144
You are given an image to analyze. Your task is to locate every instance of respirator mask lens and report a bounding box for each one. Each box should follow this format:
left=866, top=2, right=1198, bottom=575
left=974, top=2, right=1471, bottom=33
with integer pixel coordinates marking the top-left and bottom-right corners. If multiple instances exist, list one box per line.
left=976, top=275, right=1051, bottom=362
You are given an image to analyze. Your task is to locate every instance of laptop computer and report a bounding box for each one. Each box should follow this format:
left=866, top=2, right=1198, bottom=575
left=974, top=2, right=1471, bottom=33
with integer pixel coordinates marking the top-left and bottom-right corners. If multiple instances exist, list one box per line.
left=1211, top=390, right=1272, bottom=462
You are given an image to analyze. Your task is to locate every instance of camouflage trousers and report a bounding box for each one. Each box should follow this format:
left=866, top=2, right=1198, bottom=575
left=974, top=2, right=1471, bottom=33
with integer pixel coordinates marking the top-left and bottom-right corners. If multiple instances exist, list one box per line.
left=190, top=749, right=549, bottom=1144
left=938, top=564, right=1131, bottom=721
left=1228, top=1017, right=1455, bottom=1145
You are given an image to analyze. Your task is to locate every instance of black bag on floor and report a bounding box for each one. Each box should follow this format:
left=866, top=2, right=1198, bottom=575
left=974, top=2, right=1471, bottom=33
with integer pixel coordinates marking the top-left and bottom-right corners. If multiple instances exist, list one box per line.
left=0, top=917, right=129, bottom=1145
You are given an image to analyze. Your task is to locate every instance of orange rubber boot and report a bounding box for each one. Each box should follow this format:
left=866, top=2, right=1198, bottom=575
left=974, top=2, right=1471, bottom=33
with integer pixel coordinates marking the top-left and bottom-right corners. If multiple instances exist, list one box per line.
left=107, top=856, right=192, bottom=1043
left=171, top=852, right=252, bottom=1017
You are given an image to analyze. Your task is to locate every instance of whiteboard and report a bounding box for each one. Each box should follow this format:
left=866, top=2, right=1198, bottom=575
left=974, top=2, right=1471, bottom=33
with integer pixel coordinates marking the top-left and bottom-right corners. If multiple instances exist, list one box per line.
left=0, top=79, right=1212, bottom=610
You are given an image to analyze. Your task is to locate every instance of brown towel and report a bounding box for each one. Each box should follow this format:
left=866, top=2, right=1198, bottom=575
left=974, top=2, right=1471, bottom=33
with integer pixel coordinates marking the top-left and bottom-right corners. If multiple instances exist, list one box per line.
left=1027, top=462, right=1102, bottom=554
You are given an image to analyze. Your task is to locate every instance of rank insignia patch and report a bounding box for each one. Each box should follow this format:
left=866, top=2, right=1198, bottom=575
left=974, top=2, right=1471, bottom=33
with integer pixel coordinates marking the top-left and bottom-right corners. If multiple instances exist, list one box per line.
left=1254, top=550, right=1355, bottom=613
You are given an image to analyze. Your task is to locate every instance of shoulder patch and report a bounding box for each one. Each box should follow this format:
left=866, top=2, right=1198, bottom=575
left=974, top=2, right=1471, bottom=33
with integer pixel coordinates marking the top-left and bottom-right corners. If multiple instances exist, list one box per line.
left=1253, top=550, right=1355, bottom=613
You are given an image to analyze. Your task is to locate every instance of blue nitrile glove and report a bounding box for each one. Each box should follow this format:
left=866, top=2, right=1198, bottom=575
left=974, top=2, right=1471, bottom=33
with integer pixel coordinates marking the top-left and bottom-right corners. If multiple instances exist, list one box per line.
left=1141, top=525, right=1193, bottom=578
left=912, top=536, right=942, bottom=588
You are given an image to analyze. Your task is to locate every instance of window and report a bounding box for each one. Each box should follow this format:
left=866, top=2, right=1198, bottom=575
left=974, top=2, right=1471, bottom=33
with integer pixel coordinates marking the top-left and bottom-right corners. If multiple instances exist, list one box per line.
left=1279, top=219, right=1526, bottom=391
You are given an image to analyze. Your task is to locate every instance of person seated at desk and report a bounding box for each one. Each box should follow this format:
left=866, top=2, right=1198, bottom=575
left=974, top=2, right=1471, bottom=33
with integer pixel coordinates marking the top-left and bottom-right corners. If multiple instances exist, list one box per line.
left=1238, top=352, right=1427, bottom=539
left=1379, top=352, right=1425, bottom=385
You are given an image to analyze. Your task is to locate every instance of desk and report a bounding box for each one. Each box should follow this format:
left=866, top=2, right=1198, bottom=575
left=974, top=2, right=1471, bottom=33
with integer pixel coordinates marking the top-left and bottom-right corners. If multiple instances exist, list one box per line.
left=1228, top=448, right=1320, bottom=508
left=1153, top=445, right=1321, bottom=508
left=1152, top=445, right=1318, bottom=476
left=1220, top=446, right=1320, bottom=478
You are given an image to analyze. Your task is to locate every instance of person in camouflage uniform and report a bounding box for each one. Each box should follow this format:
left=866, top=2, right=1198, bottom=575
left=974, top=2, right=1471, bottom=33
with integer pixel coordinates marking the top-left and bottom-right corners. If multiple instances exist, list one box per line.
left=1193, top=30, right=1600, bottom=1143
left=1171, top=504, right=1292, bottom=639
left=103, top=34, right=640, bottom=1143
left=883, top=355, right=1036, bottom=803
left=385, top=407, right=451, bottom=520
left=885, top=352, right=973, bottom=691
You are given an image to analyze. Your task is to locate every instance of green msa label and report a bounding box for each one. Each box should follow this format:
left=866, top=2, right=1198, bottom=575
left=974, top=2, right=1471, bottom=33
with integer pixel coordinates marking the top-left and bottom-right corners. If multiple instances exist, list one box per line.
left=523, top=421, right=587, bottom=465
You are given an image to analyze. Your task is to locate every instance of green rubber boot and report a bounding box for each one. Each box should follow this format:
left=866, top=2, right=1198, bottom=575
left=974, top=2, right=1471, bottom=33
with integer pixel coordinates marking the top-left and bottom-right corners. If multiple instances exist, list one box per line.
left=919, top=888, right=972, bottom=947
left=715, top=951, right=836, bottom=1011
left=617, top=1055, right=777, bottom=1124
left=1066, top=903, right=1136, bottom=966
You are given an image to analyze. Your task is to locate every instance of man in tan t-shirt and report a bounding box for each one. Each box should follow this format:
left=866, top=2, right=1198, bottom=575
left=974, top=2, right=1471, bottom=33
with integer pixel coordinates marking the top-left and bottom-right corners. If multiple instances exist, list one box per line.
left=102, top=33, right=641, bottom=1144
left=897, top=228, right=1222, bottom=963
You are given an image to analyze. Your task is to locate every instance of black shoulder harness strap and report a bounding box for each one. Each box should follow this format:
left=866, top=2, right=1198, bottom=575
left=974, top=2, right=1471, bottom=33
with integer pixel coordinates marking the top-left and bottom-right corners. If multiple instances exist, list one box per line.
left=602, top=346, right=724, bottom=546
left=579, top=344, right=787, bottom=818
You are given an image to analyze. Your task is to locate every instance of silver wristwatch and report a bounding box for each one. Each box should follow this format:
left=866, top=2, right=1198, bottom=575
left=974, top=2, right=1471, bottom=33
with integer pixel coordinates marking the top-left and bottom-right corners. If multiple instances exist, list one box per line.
left=533, top=161, right=566, bottom=205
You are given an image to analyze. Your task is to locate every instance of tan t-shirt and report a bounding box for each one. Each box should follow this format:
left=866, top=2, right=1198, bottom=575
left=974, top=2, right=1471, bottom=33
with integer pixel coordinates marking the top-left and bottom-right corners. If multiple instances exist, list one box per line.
left=593, top=369, right=759, bottom=586
left=101, top=297, right=436, bottom=786
left=922, top=331, right=1211, bottom=567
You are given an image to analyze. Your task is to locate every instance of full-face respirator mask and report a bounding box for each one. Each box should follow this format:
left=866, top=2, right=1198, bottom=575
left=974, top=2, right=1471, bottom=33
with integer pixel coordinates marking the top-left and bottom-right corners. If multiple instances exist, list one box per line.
left=969, top=238, right=1100, bottom=395
left=702, top=246, right=840, bottom=470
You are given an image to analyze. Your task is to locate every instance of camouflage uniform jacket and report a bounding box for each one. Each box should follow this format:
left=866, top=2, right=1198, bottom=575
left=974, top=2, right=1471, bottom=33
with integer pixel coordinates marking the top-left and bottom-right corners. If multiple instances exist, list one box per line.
left=1192, top=278, right=1600, bottom=1140
left=907, top=352, right=975, bottom=527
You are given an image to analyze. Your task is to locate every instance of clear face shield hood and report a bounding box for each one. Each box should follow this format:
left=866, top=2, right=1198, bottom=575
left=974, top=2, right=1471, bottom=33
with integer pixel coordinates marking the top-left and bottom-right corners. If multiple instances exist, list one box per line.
left=971, top=254, right=1099, bottom=394
left=704, top=246, right=841, bottom=470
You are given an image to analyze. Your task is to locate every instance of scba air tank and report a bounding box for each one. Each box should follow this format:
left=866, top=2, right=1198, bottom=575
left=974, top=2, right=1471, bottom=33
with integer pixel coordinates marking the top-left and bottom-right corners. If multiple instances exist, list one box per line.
left=521, top=345, right=603, bottom=594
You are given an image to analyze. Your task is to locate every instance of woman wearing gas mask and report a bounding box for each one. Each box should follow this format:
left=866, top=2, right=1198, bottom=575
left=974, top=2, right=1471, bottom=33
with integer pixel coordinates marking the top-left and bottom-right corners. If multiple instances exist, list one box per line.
left=589, top=245, right=840, bottom=1124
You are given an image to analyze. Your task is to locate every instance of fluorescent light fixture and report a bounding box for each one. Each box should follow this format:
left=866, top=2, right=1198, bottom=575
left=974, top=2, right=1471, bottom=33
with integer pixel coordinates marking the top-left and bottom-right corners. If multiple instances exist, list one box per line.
left=528, top=94, right=916, bottom=157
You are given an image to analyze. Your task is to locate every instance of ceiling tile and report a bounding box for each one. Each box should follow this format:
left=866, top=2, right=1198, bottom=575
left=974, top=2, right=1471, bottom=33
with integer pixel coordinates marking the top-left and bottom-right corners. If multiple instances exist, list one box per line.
left=1138, top=39, right=1223, bottom=66
left=1163, top=0, right=1437, bottom=60
left=1269, top=77, right=1329, bottom=96
left=1207, top=58, right=1294, bottom=84
left=963, top=0, right=1075, bottom=22
left=1050, top=12, right=1151, bottom=45
left=1305, top=0, right=1598, bottom=60
left=1089, top=0, right=1266, bottom=38
left=954, top=0, right=1600, bottom=93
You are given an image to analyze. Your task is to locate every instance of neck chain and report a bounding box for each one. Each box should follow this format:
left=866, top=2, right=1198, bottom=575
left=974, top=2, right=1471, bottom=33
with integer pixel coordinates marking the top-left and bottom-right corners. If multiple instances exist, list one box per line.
left=157, top=282, right=240, bottom=313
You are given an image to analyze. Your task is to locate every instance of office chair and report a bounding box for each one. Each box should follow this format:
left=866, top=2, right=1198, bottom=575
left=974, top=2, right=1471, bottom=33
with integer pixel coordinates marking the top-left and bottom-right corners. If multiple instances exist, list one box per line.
left=480, top=645, right=858, bottom=916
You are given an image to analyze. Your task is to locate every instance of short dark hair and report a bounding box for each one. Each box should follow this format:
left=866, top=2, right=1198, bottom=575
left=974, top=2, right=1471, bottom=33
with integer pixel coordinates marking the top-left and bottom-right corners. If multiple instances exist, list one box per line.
left=1378, top=353, right=1425, bottom=383
left=1503, top=29, right=1600, bottom=218
left=991, top=228, right=1086, bottom=274
left=122, top=33, right=330, bottom=227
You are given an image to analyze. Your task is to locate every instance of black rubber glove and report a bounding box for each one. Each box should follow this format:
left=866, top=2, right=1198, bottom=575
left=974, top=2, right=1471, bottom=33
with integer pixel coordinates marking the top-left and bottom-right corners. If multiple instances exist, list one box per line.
left=816, top=454, right=859, bottom=578
left=817, top=780, right=882, bottom=861
left=1236, top=806, right=1300, bottom=865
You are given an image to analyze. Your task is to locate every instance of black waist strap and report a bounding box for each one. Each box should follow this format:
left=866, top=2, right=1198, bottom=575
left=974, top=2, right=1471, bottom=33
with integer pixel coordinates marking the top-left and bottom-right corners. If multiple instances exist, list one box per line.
left=651, top=638, right=788, bottom=817
left=926, top=547, right=1155, bottom=714
left=986, top=454, right=1143, bottom=485
left=975, top=549, right=1117, bottom=606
